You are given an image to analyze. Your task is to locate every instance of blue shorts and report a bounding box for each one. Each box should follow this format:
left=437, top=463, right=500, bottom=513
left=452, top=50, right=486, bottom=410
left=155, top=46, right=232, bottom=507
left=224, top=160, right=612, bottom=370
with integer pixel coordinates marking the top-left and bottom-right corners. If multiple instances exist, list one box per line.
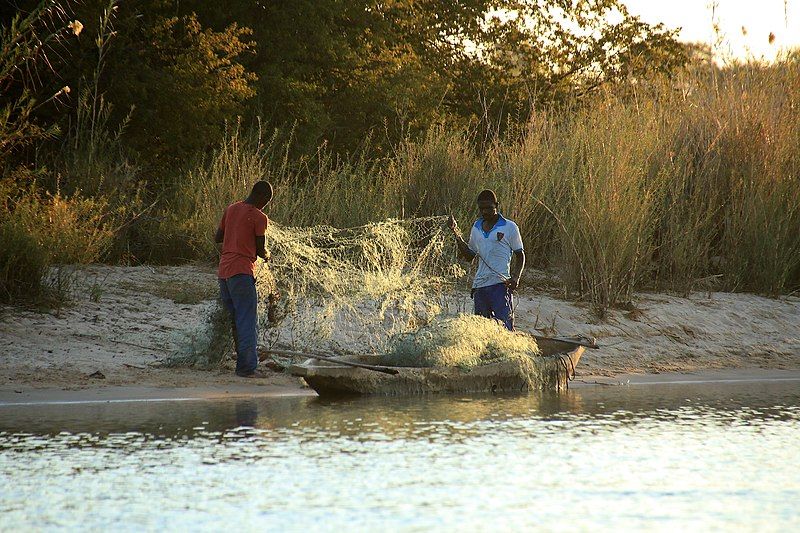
left=473, top=282, right=514, bottom=331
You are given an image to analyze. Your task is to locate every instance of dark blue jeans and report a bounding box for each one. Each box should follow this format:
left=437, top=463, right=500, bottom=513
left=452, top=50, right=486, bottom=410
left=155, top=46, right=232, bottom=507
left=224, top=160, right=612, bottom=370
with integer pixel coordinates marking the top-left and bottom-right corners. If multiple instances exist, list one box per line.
left=473, top=282, right=514, bottom=331
left=219, top=274, right=258, bottom=374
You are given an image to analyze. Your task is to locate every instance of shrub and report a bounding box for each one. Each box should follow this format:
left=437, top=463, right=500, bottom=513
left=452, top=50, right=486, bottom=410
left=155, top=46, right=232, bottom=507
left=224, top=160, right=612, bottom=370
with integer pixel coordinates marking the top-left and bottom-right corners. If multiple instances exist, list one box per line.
left=11, top=191, right=115, bottom=264
left=0, top=218, right=50, bottom=303
left=0, top=184, right=116, bottom=306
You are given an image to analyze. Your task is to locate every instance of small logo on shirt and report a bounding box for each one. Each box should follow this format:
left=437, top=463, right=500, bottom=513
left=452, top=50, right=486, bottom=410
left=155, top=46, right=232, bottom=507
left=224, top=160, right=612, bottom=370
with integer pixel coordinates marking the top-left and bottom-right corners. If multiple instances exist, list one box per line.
left=496, top=232, right=504, bottom=241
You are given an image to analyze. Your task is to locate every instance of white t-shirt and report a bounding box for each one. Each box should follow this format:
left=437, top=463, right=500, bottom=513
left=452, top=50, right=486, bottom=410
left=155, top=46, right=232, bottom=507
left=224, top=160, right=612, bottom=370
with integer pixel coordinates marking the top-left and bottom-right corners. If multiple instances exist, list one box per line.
left=468, top=215, right=524, bottom=288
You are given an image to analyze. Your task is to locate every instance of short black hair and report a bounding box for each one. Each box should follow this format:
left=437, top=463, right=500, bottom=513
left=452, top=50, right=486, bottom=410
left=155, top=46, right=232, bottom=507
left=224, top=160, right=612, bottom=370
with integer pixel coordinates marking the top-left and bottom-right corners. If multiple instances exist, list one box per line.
left=251, top=180, right=273, bottom=201
left=476, top=189, right=497, bottom=204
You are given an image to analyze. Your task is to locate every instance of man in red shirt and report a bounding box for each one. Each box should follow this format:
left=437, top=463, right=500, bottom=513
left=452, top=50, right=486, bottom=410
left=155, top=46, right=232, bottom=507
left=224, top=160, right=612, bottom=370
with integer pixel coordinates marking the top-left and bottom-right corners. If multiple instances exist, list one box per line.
left=215, top=181, right=273, bottom=377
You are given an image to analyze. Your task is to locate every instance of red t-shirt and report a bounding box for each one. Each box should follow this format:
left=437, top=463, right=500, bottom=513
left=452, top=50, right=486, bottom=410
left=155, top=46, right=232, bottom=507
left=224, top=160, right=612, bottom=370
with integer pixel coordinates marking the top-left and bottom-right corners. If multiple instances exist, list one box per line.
left=217, top=201, right=268, bottom=279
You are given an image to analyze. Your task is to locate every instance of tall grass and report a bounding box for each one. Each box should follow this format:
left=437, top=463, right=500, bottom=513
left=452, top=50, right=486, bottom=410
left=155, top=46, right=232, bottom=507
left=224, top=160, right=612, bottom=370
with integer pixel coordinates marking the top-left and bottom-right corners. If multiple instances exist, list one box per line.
left=165, top=59, right=800, bottom=313
left=386, top=126, right=484, bottom=220
left=705, top=64, right=800, bottom=293
left=530, top=97, right=669, bottom=312
left=151, top=124, right=273, bottom=261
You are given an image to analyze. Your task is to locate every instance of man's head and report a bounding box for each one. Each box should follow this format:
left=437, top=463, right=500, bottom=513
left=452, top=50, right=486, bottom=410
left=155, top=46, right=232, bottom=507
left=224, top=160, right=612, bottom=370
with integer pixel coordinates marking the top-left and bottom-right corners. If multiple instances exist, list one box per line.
left=250, top=180, right=274, bottom=209
left=476, top=189, right=498, bottom=219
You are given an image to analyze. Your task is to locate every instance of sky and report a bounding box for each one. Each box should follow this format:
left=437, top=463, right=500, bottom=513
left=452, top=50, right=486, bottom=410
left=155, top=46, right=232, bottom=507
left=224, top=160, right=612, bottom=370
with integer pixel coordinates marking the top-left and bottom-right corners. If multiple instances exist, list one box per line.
left=622, top=0, right=800, bottom=62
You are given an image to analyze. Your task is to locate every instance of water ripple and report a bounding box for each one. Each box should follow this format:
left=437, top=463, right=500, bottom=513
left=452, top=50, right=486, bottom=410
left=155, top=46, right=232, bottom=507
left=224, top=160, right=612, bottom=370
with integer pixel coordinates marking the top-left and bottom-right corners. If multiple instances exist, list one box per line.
left=1, top=382, right=799, bottom=530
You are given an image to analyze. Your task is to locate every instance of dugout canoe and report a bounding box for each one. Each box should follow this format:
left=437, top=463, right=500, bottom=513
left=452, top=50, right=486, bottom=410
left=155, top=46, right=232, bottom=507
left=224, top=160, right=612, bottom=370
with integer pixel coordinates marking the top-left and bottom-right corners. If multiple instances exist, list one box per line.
left=289, top=336, right=587, bottom=397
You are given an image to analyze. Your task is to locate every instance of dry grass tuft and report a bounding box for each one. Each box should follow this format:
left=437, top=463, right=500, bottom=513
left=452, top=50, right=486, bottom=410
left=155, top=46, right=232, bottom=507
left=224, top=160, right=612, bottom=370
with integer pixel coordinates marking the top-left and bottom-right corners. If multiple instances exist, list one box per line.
left=120, top=279, right=217, bottom=305
left=381, top=314, right=541, bottom=369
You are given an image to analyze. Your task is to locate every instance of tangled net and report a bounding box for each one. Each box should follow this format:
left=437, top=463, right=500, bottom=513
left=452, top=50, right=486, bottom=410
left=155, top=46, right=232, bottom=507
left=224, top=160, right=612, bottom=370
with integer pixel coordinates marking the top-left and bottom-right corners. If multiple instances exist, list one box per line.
left=381, top=314, right=541, bottom=370
left=257, top=216, right=466, bottom=352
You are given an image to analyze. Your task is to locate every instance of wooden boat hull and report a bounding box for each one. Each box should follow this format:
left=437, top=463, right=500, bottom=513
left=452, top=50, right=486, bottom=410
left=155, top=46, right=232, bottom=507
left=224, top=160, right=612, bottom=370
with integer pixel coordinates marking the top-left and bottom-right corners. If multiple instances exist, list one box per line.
left=289, top=337, right=584, bottom=397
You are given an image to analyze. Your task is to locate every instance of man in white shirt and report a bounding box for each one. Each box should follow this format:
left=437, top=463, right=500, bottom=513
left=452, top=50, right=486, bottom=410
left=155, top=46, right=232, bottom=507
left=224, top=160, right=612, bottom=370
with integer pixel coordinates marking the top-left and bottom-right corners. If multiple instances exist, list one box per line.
left=448, top=189, right=526, bottom=330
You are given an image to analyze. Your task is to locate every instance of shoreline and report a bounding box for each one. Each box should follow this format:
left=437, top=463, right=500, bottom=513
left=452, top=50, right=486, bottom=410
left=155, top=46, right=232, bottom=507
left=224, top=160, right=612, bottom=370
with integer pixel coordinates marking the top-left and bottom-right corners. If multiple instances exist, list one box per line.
left=2, top=264, right=799, bottom=405
left=573, top=367, right=800, bottom=387
left=2, top=368, right=799, bottom=406
left=0, top=381, right=314, bottom=406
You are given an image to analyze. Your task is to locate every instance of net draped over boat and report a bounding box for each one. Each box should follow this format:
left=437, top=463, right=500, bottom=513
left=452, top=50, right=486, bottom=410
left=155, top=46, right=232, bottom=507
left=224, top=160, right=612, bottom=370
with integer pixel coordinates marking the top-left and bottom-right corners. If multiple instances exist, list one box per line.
left=257, top=216, right=466, bottom=353
left=381, top=315, right=540, bottom=369
left=380, top=314, right=542, bottom=388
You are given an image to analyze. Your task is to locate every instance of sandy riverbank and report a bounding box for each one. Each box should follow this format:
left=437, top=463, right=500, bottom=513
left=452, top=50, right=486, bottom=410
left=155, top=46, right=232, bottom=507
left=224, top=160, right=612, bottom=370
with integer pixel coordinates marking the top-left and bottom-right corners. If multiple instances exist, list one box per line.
left=1, top=264, right=798, bottom=401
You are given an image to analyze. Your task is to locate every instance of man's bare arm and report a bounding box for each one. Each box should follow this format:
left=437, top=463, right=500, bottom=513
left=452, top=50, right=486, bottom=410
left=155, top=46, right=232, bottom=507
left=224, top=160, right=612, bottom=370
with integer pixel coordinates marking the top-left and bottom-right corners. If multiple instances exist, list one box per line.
left=507, top=250, right=525, bottom=291
left=455, top=235, right=476, bottom=262
left=447, top=215, right=476, bottom=262
left=255, top=235, right=267, bottom=260
left=214, top=227, right=224, bottom=244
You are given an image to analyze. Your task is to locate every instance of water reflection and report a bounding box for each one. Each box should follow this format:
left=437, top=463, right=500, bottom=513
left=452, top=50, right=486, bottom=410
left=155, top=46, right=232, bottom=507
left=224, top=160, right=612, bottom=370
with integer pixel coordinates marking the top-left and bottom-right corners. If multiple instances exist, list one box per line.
left=0, top=380, right=797, bottom=438
left=234, top=400, right=259, bottom=427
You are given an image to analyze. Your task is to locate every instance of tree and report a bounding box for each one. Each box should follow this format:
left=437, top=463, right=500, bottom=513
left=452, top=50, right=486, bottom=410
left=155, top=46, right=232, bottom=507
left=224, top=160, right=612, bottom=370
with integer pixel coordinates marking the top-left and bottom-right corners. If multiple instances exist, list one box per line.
left=183, top=0, right=686, bottom=153
left=3, top=0, right=689, bottom=172
left=98, top=1, right=257, bottom=174
left=2, top=0, right=258, bottom=179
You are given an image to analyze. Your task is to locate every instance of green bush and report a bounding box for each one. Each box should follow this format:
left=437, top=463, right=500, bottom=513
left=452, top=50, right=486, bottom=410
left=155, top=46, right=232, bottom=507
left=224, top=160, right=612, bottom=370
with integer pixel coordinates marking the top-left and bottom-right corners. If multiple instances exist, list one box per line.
left=0, top=218, right=50, bottom=303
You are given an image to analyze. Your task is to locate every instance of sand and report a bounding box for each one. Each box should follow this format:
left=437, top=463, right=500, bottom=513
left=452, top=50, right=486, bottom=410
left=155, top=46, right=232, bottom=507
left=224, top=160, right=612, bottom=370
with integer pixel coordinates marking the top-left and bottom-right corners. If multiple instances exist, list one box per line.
left=1, top=264, right=798, bottom=402
left=0, top=264, right=306, bottom=396
left=511, top=288, right=800, bottom=376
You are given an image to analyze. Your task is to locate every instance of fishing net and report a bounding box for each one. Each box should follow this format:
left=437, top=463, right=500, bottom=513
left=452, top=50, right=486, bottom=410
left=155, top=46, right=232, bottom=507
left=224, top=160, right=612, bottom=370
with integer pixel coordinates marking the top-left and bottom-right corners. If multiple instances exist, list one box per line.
left=380, top=314, right=541, bottom=369
left=254, top=218, right=544, bottom=387
left=256, top=216, right=467, bottom=352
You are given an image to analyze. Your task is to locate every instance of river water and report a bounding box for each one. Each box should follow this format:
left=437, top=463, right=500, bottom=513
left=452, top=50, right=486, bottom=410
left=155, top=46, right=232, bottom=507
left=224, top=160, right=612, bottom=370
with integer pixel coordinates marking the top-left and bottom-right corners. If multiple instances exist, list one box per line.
left=1, top=381, right=799, bottom=531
